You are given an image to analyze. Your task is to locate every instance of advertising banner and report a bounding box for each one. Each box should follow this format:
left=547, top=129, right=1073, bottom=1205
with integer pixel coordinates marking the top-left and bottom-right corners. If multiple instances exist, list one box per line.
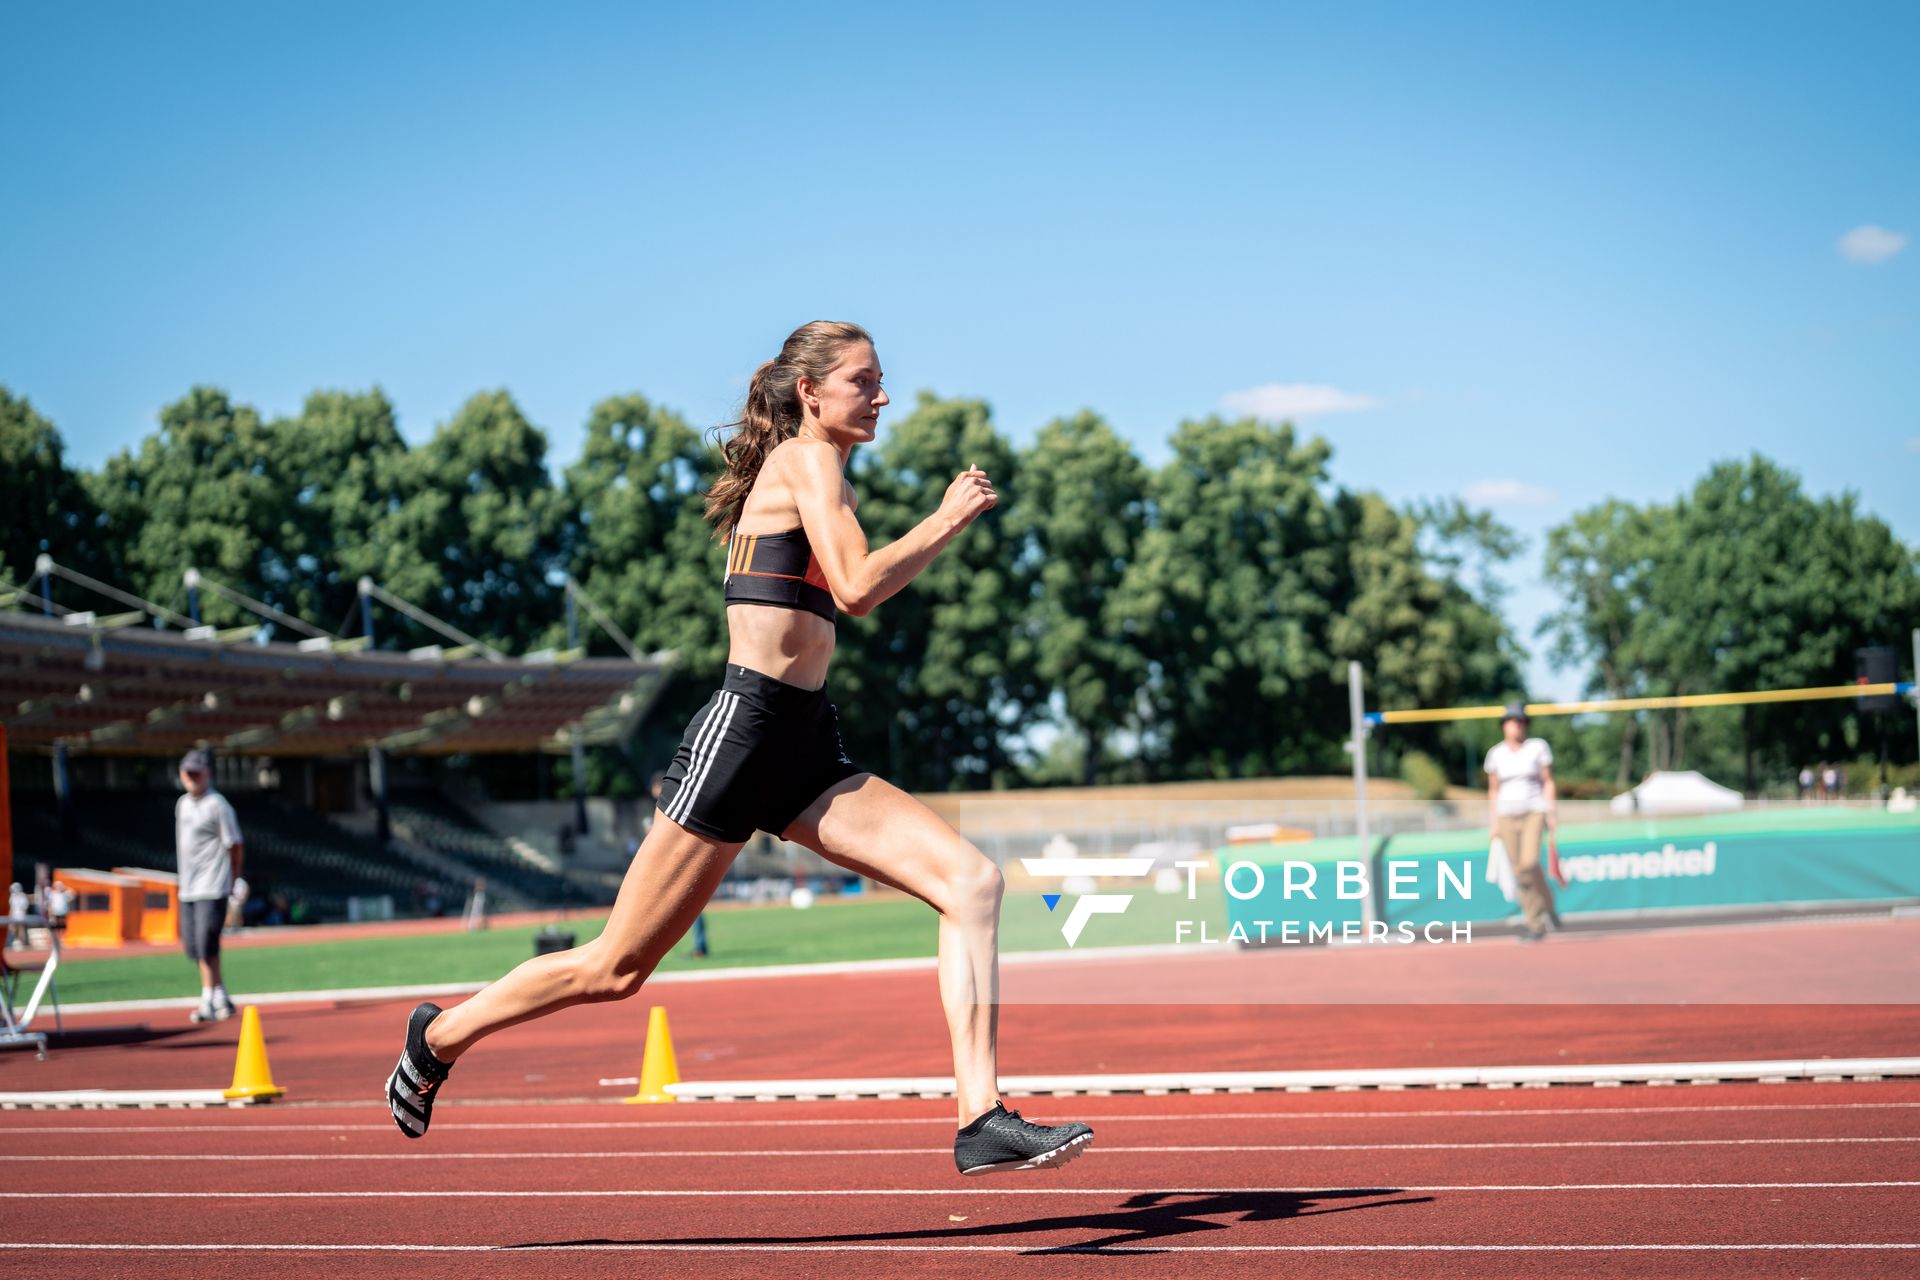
left=1218, top=808, right=1920, bottom=936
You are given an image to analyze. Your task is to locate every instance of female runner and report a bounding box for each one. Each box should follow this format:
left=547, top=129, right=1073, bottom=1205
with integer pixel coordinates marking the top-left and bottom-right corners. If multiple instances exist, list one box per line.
left=386, top=320, right=1093, bottom=1175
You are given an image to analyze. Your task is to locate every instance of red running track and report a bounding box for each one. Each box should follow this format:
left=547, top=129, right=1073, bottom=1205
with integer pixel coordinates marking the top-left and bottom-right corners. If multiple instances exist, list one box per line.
left=2, top=1084, right=1919, bottom=1278
left=2, top=922, right=1918, bottom=1277
left=5, top=984, right=1920, bottom=1104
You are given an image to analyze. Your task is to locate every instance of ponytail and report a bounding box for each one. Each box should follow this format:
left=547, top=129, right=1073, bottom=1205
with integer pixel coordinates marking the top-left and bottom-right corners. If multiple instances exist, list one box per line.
left=704, top=321, right=872, bottom=538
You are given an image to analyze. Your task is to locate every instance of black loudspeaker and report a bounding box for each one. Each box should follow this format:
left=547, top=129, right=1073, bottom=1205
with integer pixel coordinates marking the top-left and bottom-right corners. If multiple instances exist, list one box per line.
left=1856, top=646, right=1900, bottom=714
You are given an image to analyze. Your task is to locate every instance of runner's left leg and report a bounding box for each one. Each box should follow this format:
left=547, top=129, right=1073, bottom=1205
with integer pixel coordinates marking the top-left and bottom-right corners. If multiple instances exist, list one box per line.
left=781, top=773, right=1004, bottom=1128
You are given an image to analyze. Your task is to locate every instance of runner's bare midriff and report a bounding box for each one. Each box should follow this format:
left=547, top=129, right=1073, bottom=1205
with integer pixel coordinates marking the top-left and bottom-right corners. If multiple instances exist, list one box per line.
left=725, top=600, right=834, bottom=691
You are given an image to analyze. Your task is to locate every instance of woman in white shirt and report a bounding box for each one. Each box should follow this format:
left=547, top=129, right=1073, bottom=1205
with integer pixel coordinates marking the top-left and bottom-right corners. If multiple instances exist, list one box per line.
left=1484, top=702, right=1559, bottom=941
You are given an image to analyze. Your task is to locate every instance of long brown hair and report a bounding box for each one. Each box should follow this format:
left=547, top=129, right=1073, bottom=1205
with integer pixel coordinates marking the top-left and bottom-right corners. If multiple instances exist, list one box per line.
left=705, top=320, right=873, bottom=539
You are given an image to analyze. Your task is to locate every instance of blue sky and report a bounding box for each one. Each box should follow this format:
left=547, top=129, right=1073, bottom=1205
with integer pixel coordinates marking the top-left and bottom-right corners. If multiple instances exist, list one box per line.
left=3, top=2, right=1914, bottom=700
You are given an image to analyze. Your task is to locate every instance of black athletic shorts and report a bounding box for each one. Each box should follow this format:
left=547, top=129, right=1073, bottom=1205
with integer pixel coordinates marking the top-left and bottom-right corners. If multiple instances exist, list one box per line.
left=181, top=897, right=224, bottom=961
left=654, top=663, right=866, bottom=843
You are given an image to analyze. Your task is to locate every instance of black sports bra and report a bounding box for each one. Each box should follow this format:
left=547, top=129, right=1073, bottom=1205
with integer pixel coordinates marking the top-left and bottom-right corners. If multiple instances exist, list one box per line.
left=723, top=527, right=837, bottom=622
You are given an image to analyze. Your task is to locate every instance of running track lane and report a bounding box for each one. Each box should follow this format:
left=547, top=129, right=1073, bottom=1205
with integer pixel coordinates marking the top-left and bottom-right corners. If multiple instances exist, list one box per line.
left=11, top=917, right=1919, bottom=1102
left=6, top=993, right=1919, bottom=1102
left=3, top=1081, right=1917, bottom=1280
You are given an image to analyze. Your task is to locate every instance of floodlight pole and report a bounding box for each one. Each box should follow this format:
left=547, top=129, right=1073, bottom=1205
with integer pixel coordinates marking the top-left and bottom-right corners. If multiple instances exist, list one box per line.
left=52, top=743, right=74, bottom=844
left=0, top=725, right=11, bottom=874
left=1348, top=661, right=1376, bottom=936
left=565, top=585, right=588, bottom=839
left=358, top=576, right=377, bottom=650
left=360, top=577, right=390, bottom=847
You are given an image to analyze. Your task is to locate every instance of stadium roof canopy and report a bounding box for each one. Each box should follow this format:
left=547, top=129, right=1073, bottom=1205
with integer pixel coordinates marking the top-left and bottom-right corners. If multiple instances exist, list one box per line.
left=0, top=609, right=674, bottom=758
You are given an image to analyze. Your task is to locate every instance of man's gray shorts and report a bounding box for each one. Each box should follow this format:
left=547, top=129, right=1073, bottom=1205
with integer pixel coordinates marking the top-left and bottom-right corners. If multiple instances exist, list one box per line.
left=181, top=898, right=225, bottom=962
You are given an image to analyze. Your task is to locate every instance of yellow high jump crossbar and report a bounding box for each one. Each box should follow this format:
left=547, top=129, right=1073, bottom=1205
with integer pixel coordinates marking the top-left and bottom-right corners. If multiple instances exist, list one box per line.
left=1367, top=681, right=1916, bottom=727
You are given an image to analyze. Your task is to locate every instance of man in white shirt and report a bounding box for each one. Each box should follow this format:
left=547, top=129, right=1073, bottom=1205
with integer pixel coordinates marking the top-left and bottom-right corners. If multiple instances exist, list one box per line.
left=5, top=882, right=28, bottom=948
left=175, top=750, right=245, bottom=1022
left=1484, top=703, right=1559, bottom=942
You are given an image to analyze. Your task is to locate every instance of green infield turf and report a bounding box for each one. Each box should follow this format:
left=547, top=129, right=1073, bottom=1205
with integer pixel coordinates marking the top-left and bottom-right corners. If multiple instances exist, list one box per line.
left=50, top=883, right=1226, bottom=1004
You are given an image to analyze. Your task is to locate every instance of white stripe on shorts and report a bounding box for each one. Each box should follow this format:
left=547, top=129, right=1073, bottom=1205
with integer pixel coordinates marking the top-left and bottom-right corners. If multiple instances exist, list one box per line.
left=668, top=692, right=739, bottom=826
left=675, top=691, right=740, bottom=826
left=664, top=694, right=730, bottom=825
left=670, top=692, right=739, bottom=826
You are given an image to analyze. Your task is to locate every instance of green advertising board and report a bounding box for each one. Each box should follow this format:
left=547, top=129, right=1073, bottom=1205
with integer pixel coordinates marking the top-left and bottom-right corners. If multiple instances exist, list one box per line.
left=1215, top=807, right=1920, bottom=939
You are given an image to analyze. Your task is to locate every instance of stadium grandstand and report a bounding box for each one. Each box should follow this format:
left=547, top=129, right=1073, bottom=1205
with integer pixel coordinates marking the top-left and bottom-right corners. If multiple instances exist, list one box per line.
left=1, top=558, right=675, bottom=921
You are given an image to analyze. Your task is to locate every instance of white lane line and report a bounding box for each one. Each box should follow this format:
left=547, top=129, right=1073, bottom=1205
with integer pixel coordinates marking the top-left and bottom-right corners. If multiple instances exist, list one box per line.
left=7, top=1100, right=1919, bottom=1135
left=14, top=1059, right=1918, bottom=1108
left=6, top=1136, right=1916, bottom=1160
left=662, top=1058, right=1920, bottom=1100
left=9, top=1182, right=1919, bottom=1198
left=6, top=1243, right=1919, bottom=1254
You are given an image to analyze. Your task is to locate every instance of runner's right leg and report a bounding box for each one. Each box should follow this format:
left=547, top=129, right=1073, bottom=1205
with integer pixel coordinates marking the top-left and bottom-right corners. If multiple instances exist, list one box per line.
left=387, top=812, right=738, bottom=1137
left=425, top=813, right=742, bottom=1062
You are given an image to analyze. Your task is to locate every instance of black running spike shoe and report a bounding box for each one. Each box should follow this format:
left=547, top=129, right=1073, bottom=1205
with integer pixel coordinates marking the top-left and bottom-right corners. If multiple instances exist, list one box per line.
left=385, top=1002, right=452, bottom=1139
left=954, top=1102, right=1094, bottom=1175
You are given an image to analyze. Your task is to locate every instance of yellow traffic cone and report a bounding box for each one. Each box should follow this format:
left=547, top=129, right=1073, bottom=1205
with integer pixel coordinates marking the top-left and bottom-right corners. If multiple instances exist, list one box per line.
left=623, top=1005, right=680, bottom=1104
left=222, top=1006, right=286, bottom=1102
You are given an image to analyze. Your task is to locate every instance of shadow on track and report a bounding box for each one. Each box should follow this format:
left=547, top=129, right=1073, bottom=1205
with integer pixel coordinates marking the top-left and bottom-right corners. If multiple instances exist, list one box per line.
left=507, top=1187, right=1430, bottom=1253
left=44, top=1024, right=203, bottom=1050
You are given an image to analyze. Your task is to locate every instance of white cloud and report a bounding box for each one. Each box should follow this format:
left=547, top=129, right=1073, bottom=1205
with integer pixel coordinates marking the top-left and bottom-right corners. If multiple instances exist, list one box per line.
left=1463, top=479, right=1557, bottom=507
left=1219, top=383, right=1380, bottom=420
left=1837, top=224, right=1907, bottom=265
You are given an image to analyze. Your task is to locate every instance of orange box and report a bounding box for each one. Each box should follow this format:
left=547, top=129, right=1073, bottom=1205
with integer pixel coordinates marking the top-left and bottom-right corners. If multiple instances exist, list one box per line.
left=114, top=867, right=181, bottom=944
left=54, top=868, right=145, bottom=947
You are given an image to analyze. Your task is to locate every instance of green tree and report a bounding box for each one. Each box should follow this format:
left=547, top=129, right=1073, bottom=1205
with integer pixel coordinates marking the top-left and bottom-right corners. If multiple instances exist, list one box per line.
left=1328, top=492, right=1523, bottom=780
left=1330, top=493, right=1468, bottom=710
left=396, top=391, right=566, bottom=653
left=1655, top=455, right=1918, bottom=786
left=1006, top=411, right=1150, bottom=785
left=565, top=394, right=724, bottom=661
left=1412, top=497, right=1524, bottom=615
left=85, top=387, right=284, bottom=625
left=1542, top=456, right=1920, bottom=790
left=0, top=387, right=114, bottom=586
left=1409, top=498, right=1528, bottom=768
left=1540, top=498, right=1668, bottom=787
left=269, top=388, right=432, bottom=633
left=1114, top=416, right=1343, bottom=778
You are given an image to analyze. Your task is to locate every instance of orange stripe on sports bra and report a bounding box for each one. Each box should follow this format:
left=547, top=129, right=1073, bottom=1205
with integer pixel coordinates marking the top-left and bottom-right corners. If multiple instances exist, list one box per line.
left=724, top=527, right=836, bottom=622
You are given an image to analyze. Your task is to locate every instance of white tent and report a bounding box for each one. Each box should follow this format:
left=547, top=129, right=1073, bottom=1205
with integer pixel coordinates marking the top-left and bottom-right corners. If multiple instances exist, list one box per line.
left=1609, top=770, right=1745, bottom=816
